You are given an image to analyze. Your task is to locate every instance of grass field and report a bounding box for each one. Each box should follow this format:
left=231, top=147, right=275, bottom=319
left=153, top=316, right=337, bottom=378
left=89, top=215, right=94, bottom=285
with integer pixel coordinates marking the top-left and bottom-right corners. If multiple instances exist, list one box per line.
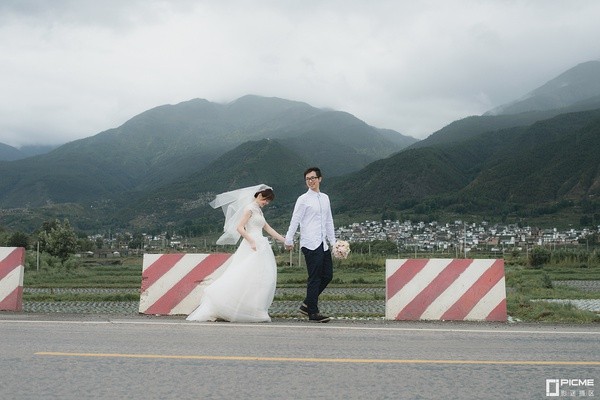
left=21, top=251, right=600, bottom=323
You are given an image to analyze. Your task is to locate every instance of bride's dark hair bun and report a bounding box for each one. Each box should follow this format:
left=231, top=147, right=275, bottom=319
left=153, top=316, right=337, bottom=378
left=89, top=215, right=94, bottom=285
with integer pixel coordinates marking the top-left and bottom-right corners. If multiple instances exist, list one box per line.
left=255, top=188, right=274, bottom=201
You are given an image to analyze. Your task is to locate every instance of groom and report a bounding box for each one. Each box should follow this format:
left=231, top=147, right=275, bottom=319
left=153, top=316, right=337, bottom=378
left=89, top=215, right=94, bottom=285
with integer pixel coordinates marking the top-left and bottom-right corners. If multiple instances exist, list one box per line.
left=285, top=167, right=336, bottom=323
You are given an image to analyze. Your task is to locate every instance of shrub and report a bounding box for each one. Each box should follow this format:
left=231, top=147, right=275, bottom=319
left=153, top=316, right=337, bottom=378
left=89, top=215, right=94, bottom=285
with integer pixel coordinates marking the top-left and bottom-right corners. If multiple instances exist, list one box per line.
left=528, top=246, right=551, bottom=269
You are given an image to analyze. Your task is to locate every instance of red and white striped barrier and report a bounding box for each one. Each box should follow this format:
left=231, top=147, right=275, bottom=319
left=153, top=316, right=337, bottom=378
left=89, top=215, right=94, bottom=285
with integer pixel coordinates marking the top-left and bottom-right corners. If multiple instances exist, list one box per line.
left=386, top=258, right=507, bottom=321
left=0, top=247, right=26, bottom=312
left=139, top=253, right=232, bottom=315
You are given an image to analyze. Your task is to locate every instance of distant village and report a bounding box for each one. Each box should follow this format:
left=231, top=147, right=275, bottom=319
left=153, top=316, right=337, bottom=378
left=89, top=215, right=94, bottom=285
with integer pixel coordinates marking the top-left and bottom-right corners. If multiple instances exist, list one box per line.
left=89, top=219, right=599, bottom=258
left=335, top=220, right=598, bottom=255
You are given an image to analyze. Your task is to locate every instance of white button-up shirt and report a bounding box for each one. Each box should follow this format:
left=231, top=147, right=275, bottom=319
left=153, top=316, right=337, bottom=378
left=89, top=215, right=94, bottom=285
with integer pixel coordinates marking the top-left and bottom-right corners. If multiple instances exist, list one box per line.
left=285, top=189, right=336, bottom=251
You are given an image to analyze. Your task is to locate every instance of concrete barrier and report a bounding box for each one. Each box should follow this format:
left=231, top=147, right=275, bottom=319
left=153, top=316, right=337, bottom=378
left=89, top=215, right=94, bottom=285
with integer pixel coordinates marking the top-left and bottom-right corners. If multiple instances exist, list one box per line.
left=0, top=247, right=26, bottom=312
left=139, top=253, right=232, bottom=315
left=386, top=258, right=507, bottom=321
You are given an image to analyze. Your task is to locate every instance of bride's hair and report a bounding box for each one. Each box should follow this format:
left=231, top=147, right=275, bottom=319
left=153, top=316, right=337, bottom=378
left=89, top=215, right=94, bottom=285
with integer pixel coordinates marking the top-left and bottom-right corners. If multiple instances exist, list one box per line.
left=255, top=188, right=274, bottom=201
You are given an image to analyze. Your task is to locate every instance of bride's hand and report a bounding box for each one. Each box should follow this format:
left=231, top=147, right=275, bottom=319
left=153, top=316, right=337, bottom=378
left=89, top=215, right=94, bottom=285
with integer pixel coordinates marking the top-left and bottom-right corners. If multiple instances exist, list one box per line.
left=249, top=239, right=257, bottom=251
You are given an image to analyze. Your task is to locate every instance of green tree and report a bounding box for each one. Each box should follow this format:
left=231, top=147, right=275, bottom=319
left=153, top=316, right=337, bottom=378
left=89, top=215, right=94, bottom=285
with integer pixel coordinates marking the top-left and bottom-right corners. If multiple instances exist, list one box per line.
left=37, top=219, right=60, bottom=252
left=38, top=219, right=78, bottom=263
left=8, top=231, right=30, bottom=248
left=128, top=234, right=145, bottom=250
left=77, top=237, right=95, bottom=253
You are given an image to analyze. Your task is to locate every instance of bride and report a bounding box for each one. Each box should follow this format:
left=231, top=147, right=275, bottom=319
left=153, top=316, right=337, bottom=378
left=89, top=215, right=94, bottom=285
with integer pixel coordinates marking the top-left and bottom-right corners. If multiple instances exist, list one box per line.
left=186, top=184, right=286, bottom=322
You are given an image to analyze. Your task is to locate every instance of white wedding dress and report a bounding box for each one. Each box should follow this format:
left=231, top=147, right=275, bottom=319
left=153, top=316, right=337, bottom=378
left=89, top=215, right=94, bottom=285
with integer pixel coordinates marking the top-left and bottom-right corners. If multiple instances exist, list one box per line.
left=186, top=202, right=277, bottom=322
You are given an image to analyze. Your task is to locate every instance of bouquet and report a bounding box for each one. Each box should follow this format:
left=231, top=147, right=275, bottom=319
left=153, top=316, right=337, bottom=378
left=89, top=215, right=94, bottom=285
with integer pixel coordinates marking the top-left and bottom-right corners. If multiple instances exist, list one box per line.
left=332, top=240, right=351, bottom=259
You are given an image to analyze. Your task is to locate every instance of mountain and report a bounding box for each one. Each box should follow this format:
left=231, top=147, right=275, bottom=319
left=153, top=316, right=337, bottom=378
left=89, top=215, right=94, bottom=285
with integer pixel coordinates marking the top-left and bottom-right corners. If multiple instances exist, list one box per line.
left=332, top=62, right=600, bottom=224
left=461, top=110, right=600, bottom=204
left=0, top=143, right=57, bottom=161
left=485, top=60, right=600, bottom=116
left=278, top=112, right=415, bottom=173
left=3, top=61, right=600, bottom=233
left=0, top=143, right=22, bottom=161
left=0, top=95, right=416, bottom=209
left=330, top=147, right=469, bottom=211
left=409, top=61, right=600, bottom=150
left=116, top=139, right=308, bottom=231
left=330, top=108, right=600, bottom=219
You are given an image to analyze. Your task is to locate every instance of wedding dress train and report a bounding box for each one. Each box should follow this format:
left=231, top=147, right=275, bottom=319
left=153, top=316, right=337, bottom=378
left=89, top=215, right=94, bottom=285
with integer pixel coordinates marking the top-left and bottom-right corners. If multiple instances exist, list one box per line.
left=186, top=202, right=277, bottom=322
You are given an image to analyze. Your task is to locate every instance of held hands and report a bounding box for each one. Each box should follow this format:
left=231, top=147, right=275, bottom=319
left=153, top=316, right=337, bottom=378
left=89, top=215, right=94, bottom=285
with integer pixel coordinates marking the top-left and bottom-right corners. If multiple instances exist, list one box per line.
left=275, top=233, right=292, bottom=251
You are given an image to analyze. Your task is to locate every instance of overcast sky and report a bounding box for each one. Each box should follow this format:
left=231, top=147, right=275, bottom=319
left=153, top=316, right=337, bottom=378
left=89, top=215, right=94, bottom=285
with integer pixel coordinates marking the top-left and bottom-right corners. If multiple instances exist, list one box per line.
left=1, top=0, right=600, bottom=148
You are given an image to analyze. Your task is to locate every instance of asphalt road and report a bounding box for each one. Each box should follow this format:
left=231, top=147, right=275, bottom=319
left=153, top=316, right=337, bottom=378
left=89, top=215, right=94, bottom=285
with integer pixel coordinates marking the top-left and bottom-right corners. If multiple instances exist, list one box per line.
left=1, top=314, right=598, bottom=400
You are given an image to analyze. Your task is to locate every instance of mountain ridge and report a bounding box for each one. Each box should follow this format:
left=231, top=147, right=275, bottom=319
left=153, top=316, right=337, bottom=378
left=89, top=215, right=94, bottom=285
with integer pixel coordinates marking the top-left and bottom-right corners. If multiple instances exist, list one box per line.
left=485, top=60, right=600, bottom=116
left=0, top=95, right=416, bottom=209
left=2, top=61, right=600, bottom=233
left=330, top=108, right=600, bottom=222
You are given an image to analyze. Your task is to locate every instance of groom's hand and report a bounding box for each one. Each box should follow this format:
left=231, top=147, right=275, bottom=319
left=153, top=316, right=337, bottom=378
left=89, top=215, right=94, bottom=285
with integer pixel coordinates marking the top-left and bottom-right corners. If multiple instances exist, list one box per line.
left=285, top=244, right=294, bottom=251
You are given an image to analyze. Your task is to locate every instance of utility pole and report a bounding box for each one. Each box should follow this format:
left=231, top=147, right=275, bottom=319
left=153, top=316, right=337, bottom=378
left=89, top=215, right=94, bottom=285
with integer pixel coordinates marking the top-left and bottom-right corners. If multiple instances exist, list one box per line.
left=464, top=222, right=467, bottom=259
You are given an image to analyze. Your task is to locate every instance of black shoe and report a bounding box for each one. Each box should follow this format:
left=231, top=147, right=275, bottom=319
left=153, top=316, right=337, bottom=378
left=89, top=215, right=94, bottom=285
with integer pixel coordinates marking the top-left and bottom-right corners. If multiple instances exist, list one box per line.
left=299, top=303, right=309, bottom=316
left=309, top=313, right=331, bottom=323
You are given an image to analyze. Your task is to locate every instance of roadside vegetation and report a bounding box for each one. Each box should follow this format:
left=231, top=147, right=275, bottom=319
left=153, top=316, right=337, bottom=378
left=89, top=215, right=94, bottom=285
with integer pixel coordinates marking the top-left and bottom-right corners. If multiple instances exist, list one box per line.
left=17, top=241, right=600, bottom=323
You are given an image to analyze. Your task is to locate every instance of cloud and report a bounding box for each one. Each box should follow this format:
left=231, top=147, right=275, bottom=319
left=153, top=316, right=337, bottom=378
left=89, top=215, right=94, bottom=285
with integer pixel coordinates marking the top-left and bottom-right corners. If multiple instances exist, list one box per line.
left=1, top=0, right=600, bottom=147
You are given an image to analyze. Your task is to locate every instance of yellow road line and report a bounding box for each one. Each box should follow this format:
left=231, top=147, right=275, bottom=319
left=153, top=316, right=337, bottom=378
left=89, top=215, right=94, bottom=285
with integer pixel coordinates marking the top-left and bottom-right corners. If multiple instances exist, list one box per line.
left=34, top=352, right=600, bottom=366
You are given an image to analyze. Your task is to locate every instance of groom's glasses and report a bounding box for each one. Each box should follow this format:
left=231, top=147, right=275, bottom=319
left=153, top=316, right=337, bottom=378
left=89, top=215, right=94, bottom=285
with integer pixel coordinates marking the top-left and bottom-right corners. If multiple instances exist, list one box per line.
left=305, top=176, right=320, bottom=181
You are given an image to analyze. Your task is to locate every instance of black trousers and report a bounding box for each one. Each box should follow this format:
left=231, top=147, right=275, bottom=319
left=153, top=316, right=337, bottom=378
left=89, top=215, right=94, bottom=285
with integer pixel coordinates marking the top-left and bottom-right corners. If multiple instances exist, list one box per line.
left=302, top=243, right=333, bottom=314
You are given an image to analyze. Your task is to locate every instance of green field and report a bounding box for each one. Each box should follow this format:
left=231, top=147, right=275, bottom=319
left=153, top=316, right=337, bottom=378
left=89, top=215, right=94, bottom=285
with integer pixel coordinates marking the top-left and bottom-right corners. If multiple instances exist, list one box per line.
left=21, top=250, right=600, bottom=323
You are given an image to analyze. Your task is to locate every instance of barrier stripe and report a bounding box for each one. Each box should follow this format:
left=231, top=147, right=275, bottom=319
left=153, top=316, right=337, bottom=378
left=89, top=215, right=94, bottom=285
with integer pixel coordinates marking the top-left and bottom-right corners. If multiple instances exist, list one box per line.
left=0, top=287, right=23, bottom=310
left=143, top=253, right=231, bottom=315
left=386, top=259, right=428, bottom=299
left=395, top=259, right=472, bottom=320
left=484, top=297, right=508, bottom=321
left=386, top=259, right=451, bottom=320
left=140, top=254, right=186, bottom=292
left=441, top=259, right=505, bottom=320
left=386, top=258, right=506, bottom=322
left=0, top=247, right=23, bottom=281
left=0, top=267, right=23, bottom=299
left=464, top=278, right=507, bottom=321
left=419, top=260, right=493, bottom=320
left=139, top=253, right=233, bottom=315
left=0, top=247, right=25, bottom=311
